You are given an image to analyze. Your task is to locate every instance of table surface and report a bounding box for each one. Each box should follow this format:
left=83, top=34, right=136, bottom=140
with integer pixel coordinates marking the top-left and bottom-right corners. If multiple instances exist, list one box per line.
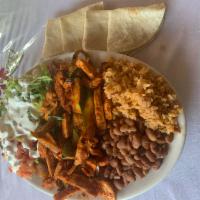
left=0, top=0, right=200, bottom=200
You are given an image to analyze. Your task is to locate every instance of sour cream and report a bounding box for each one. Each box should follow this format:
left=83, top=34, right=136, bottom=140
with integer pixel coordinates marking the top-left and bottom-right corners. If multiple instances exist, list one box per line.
left=0, top=94, right=40, bottom=173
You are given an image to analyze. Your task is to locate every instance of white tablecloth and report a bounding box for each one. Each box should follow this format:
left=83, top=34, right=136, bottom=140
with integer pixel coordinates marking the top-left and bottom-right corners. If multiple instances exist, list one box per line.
left=0, top=0, right=200, bottom=200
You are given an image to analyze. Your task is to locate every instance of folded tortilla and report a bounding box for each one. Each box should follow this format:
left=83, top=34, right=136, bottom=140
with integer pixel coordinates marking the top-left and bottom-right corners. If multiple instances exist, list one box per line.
left=83, top=10, right=109, bottom=51
left=43, top=2, right=165, bottom=57
left=107, top=3, right=166, bottom=52
left=42, top=19, right=62, bottom=58
left=42, top=1, right=104, bottom=58
left=60, top=1, right=104, bottom=52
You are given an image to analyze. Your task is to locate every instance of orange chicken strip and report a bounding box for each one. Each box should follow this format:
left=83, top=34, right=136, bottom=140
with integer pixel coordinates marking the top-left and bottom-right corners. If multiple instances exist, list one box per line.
left=75, top=59, right=94, bottom=79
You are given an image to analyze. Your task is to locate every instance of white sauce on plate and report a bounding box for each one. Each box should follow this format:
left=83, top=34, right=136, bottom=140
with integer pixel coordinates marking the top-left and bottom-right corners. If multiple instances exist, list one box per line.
left=0, top=93, right=40, bottom=173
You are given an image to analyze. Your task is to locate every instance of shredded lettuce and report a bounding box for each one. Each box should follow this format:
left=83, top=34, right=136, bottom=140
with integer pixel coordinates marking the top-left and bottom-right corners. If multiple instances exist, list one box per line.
left=0, top=67, right=52, bottom=116
left=0, top=79, right=22, bottom=116
left=27, top=68, right=52, bottom=105
left=4, top=79, right=22, bottom=99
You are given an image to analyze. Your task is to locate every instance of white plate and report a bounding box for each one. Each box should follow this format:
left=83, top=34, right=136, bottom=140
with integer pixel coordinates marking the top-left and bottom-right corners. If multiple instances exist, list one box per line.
left=23, top=51, right=186, bottom=200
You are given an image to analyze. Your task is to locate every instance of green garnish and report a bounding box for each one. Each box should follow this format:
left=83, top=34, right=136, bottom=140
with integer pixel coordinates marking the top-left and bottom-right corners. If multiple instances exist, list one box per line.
left=4, top=79, right=22, bottom=99
left=0, top=78, right=23, bottom=116
left=27, top=68, right=52, bottom=103
left=0, top=66, right=52, bottom=117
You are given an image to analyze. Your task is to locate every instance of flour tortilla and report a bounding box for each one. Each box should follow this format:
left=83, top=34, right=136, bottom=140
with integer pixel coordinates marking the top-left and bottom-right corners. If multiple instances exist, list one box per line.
left=107, top=3, right=166, bottom=52
left=42, top=19, right=62, bottom=58
left=43, top=2, right=165, bottom=57
left=60, top=1, right=104, bottom=52
left=83, top=10, right=109, bottom=51
left=42, top=1, right=103, bottom=58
